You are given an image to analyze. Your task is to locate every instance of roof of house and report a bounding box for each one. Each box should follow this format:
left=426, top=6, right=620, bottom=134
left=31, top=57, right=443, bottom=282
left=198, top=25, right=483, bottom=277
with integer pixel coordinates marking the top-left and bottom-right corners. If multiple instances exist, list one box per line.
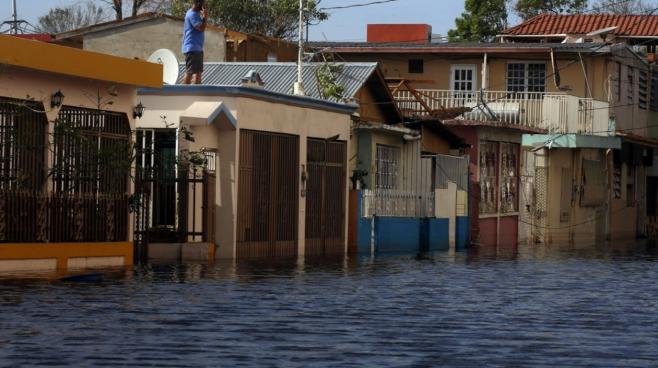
left=180, top=62, right=401, bottom=122
left=138, top=85, right=357, bottom=115
left=0, top=35, right=162, bottom=88
left=310, top=41, right=611, bottom=54
left=501, top=14, right=658, bottom=37
left=54, top=12, right=293, bottom=47
left=55, top=12, right=227, bottom=40
left=12, top=34, right=54, bottom=42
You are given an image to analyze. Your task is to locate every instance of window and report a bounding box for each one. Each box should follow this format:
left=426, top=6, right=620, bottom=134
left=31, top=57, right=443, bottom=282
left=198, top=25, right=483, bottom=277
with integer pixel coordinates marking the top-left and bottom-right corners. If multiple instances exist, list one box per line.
left=0, top=98, right=47, bottom=192
left=53, top=107, right=131, bottom=194
left=479, top=141, right=498, bottom=214
left=506, top=63, right=546, bottom=95
left=500, top=143, right=519, bottom=213
left=450, top=65, right=476, bottom=97
left=639, top=71, right=648, bottom=110
left=203, top=149, right=217, bottom=173
left=627, top=67, right=634, bottom=104
left=651, top=71, right=658, bottom=112
left=408, top=59, right=424, bottom=74
left=375, top=144, right=400, bottom=189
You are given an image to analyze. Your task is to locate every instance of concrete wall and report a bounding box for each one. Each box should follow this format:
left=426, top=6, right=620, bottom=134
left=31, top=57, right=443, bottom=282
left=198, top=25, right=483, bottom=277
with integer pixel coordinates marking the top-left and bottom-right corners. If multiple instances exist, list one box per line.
left=83, top=17, right=227, bottom=62
left=138, top=92, right=352, bottom=259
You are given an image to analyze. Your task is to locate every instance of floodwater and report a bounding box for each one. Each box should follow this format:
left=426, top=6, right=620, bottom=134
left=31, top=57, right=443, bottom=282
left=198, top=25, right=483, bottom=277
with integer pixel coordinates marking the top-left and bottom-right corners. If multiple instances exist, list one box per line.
left=2, top=241, right=658, bottom=367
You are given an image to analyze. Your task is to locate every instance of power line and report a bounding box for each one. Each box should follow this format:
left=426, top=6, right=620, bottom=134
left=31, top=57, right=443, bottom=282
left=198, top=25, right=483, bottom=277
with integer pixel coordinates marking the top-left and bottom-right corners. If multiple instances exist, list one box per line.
left=320, top=0, right=401, bottom=11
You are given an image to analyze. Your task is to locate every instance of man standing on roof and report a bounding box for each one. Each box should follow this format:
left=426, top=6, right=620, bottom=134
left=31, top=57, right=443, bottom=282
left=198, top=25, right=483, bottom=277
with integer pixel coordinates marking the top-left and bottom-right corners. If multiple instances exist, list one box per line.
left=182, top=0, right=208, bottom=84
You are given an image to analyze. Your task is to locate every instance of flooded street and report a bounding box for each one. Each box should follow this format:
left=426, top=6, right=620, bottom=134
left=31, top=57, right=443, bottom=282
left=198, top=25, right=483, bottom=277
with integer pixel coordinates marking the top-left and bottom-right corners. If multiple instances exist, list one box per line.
left=2, top=242, right=658, bottom=367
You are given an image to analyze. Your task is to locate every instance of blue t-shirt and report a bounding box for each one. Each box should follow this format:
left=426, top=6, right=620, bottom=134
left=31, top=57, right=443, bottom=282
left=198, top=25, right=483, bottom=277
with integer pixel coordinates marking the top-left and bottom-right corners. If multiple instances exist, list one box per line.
left=182, top=9, right=205, bottom=53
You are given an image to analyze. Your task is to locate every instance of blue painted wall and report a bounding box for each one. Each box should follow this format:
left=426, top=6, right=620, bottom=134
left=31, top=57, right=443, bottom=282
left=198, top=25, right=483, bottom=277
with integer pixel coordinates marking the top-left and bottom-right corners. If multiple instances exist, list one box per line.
left=456, top=216, right=470, bottom=250
left=351, top=191, right=464, bottom=255
left=375, top=217, right=421, bottom=253
left=423, top=218, right=450, bottom=251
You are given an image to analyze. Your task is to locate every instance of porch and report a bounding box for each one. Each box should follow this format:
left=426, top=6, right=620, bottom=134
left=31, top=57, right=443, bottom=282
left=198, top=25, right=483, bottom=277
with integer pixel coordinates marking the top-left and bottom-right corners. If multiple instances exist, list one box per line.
left=389, top=82, right=611, bottom=135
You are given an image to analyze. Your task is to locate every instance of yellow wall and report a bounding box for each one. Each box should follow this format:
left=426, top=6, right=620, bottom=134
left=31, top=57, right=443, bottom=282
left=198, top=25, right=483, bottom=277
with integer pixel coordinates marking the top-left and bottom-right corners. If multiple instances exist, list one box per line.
left=0, top=34, right=162, bottom=88
left=0, top=242, right=133, bottom=273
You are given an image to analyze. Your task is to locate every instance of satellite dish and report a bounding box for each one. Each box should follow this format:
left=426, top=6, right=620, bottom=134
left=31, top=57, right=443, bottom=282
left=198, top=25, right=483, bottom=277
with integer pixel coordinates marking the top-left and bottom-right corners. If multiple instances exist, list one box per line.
left=148, top=49, right=179, bottom=85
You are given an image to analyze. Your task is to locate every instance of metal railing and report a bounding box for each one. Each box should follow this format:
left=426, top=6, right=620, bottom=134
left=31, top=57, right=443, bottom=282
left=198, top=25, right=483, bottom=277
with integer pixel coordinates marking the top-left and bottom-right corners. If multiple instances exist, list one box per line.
left=362, top=189, right=435, bottom=218
left=393, top=89, right=611, bottom=134
left=0, top=191, right=128, bottom=243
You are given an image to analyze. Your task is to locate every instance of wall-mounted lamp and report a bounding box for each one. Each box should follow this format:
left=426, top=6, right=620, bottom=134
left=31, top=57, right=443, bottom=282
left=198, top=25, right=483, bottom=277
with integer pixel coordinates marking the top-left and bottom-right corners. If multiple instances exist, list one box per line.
left=51, top=90, right=64, bottom=108
left=133, top=102, right=145, bottom=119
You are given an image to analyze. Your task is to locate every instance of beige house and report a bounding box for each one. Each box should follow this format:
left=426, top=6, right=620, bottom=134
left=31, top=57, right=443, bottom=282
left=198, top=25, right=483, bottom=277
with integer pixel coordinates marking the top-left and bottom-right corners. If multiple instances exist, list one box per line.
left=314, top=23, right=658, bottom=246
left=0, top=35, right=162, bottom=273
left=55, top=13, right=298, bottom=63
left=137, top=84, right=355, bottom=260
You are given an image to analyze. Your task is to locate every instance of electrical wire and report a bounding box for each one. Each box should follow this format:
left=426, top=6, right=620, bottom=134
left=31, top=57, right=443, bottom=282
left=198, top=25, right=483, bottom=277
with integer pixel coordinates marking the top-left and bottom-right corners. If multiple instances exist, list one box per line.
left=320, top=0, right=401, bottom=11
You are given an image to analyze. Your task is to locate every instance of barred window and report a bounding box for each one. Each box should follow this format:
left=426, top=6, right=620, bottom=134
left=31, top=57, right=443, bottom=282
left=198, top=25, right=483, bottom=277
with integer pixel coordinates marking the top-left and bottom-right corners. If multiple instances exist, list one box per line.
left=375, top=144, right=400, bottom=189
left=52, top=107, right=131, bottom=194
left=0, top=97, right=47, bottom=192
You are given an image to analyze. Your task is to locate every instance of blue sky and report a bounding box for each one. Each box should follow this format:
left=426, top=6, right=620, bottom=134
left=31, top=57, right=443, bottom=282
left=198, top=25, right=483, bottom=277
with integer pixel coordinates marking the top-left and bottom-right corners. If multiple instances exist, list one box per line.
left=0, top=0, right=476, bottom=41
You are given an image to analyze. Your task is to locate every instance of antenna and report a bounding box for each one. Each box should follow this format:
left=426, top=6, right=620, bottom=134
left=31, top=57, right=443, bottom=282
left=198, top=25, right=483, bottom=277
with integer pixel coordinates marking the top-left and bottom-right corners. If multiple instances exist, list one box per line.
left=1, top=0, right=29, bottom=34
left=293, top=0, right=305, bottom=96
left=11, top=0, right=17, bottom=34
left=148, top=49, right=180, bottom=85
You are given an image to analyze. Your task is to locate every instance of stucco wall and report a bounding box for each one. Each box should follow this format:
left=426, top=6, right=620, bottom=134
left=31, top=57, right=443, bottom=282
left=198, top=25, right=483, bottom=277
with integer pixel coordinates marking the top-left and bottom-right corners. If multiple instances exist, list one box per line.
left=138, top=92, right=352, bottom=259
left=83, top=18, right=227, bottom=62
left=0, top=65, right=140, bottom=243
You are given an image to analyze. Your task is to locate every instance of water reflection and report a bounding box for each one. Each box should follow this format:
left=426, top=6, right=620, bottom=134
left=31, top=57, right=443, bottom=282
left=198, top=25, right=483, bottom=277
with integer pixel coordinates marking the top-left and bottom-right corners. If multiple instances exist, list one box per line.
left=1, top=241, right=658, bottom=367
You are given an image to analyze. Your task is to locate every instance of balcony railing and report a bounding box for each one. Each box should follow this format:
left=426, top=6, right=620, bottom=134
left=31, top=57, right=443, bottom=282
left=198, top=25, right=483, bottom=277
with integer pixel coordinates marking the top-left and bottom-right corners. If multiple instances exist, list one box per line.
left=391, top=88, right=611, bottom=135
left=362, top=189, right=435, bottom=218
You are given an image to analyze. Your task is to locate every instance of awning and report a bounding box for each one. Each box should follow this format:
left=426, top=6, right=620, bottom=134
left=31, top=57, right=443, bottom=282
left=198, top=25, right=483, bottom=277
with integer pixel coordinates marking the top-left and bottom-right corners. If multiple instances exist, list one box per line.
left=180, top=101, right=237, bottom=130
left=616, top=132, right=658, bottom=148
left=522, top=133, right=621, bottom=149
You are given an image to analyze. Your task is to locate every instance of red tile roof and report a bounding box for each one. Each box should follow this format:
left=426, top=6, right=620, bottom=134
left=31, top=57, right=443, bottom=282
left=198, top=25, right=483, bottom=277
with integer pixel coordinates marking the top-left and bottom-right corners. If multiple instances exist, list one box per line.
left=12, top=34, right=54, bottom=42
left=502, top=14, right=658, bottom=37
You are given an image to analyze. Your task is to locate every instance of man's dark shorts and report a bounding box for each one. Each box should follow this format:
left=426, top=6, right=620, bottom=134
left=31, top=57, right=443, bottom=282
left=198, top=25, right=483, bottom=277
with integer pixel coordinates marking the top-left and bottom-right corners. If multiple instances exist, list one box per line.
left=185, top=51, right=204, bottom=74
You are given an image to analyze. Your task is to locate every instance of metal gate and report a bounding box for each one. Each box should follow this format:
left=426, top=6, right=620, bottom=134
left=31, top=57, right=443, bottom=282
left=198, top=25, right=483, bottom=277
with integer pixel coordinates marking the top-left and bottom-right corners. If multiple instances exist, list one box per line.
left=236, top=130, right=299, bottom=258
left=133, top=129, right=215, bottom=260
left=305, top=139, right=347, bottom=256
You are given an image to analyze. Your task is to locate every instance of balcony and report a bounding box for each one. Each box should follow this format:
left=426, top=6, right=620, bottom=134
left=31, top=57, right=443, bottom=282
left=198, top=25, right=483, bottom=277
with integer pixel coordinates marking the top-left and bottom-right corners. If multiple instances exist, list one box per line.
left=390, top=88, right=611, bottom=135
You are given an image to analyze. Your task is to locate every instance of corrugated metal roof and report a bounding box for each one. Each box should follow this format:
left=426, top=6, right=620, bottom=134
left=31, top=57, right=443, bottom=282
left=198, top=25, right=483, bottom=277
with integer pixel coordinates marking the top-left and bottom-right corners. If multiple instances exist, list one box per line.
left=502, top=14, right=658, bottom=37
left=177, top=62, right=378, bottom=101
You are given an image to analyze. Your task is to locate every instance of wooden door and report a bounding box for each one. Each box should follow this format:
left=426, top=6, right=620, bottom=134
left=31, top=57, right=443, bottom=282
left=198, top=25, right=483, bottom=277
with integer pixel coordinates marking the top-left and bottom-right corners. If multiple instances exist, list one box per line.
left=237, top=130, right=299, bottom=258
left=305, top=139, right=347, bottom=257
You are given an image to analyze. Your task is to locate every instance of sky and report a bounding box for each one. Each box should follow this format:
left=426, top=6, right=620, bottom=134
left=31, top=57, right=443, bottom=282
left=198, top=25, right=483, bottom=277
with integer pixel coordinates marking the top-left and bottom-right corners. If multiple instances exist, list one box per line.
left=0, top=0, right=474, bottom=41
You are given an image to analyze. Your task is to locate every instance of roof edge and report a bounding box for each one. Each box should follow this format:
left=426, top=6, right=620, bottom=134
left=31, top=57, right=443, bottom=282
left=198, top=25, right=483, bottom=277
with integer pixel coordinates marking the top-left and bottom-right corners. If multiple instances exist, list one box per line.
left=138, top=85, right=357, bottom=115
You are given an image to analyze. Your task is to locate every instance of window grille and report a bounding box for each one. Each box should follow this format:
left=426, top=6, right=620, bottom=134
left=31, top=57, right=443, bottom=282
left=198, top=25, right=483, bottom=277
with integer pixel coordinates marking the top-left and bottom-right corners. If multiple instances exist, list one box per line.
left=507, top=63, right=546, bottom=96
left=52, top=107, right=131, bottom=194
left=375, top=144, right=400, bottom=189
left=639, top=71, right=648, bottom=110
left=0, top=98, right=47, bottom=192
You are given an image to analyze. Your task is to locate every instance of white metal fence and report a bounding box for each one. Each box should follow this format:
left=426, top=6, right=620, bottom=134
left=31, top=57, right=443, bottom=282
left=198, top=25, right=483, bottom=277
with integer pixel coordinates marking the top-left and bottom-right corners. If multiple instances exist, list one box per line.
left=362, top=189, right=435, bottom=218
left=393, top=89, right=611, bottom=134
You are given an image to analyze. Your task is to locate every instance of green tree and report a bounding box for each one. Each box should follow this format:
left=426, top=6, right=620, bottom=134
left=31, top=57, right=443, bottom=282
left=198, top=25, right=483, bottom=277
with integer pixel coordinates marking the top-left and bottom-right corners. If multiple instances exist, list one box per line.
left=167, top=0, right=328, bottom=40
left=514, top=0, right=588, bottom=20
left=38, top=2, right=106, bottom=34
left=448, top=0, right=508, bottom=42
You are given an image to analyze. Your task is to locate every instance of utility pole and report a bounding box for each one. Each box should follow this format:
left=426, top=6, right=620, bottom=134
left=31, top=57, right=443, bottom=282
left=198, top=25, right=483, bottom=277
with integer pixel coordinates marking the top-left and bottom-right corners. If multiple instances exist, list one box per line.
left=293, top=0, right=306, bottom=96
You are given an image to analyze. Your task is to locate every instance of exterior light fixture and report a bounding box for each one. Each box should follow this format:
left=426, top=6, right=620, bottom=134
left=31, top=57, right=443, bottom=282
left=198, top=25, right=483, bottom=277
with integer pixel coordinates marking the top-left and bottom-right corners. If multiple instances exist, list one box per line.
left=133, top=102, right=145, bottom=119
left=51, top=90, right=64, bottom=108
